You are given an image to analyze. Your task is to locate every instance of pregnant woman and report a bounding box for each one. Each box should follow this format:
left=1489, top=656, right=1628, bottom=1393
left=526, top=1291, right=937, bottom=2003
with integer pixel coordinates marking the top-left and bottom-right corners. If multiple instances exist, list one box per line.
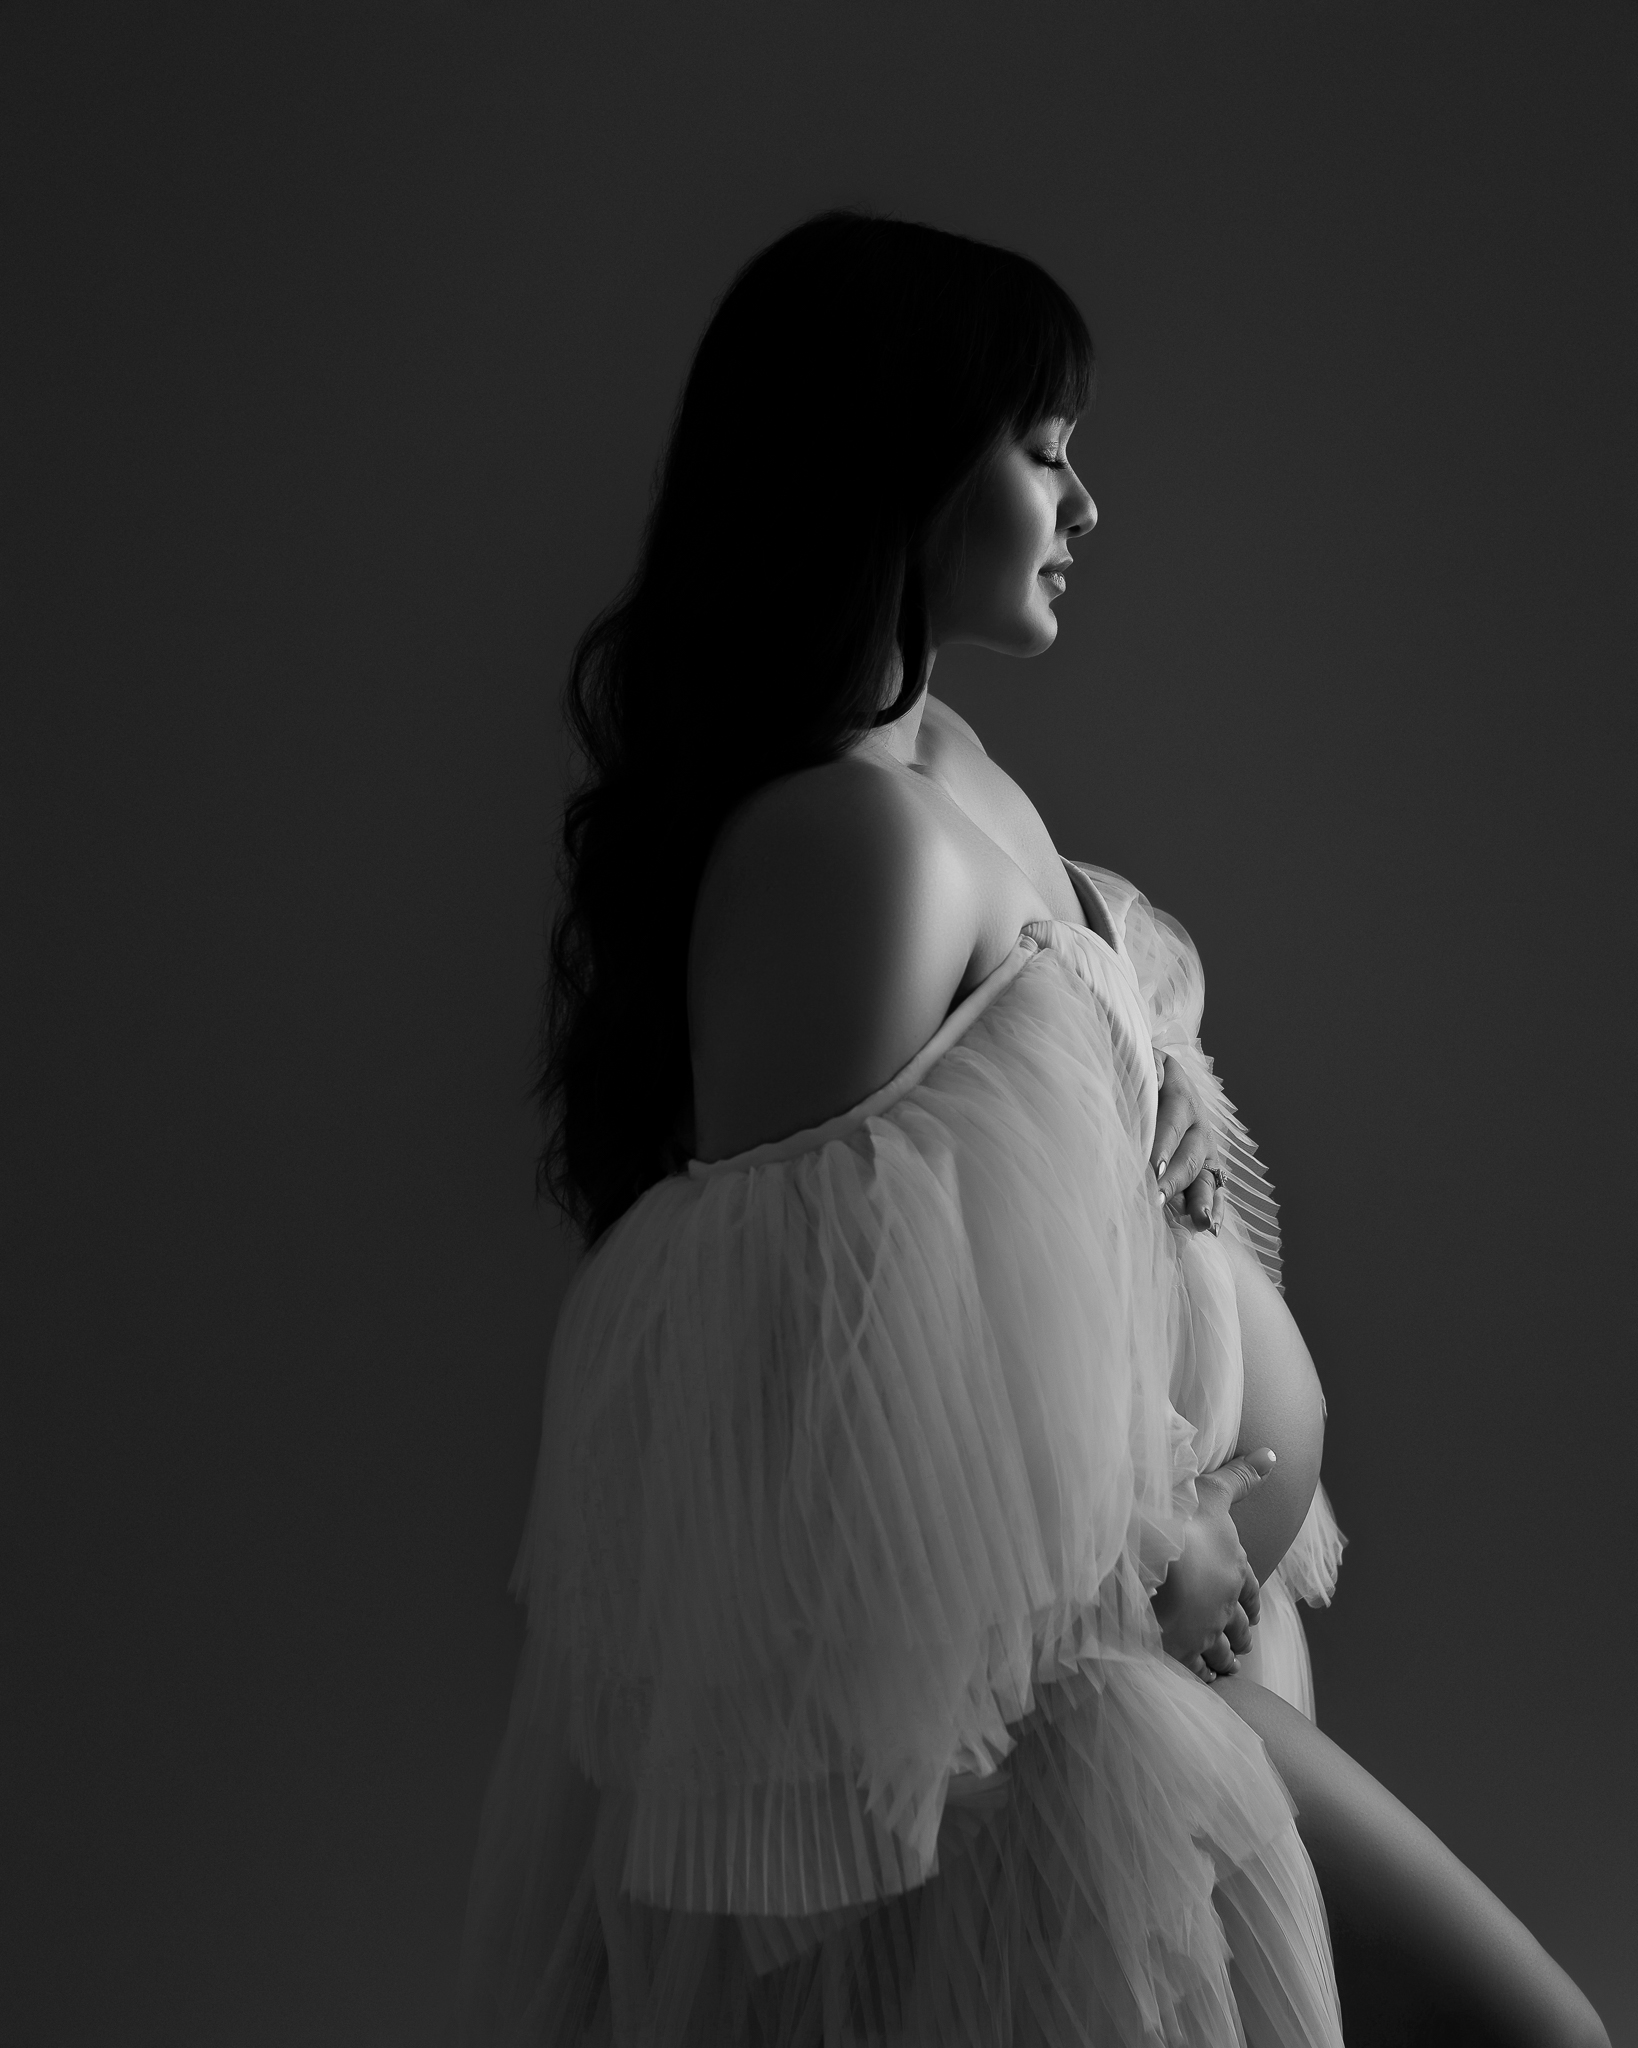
left=460, top=211, right=1608, bottom=2047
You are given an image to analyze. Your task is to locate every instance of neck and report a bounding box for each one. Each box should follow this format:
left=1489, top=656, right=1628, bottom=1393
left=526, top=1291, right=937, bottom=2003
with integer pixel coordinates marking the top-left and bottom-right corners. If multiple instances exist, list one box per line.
left=861, top=645, right=937, bottom=765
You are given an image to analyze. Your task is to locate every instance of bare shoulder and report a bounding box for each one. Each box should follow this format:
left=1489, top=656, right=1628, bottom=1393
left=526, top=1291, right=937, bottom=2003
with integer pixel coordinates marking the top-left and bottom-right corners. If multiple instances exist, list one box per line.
left=688, top=756, right=978, bottom=1163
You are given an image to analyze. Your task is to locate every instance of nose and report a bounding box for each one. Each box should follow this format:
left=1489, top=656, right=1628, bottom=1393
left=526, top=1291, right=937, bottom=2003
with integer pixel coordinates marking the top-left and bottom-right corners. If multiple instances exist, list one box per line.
left=1062, top=474, right=1096, bottom=536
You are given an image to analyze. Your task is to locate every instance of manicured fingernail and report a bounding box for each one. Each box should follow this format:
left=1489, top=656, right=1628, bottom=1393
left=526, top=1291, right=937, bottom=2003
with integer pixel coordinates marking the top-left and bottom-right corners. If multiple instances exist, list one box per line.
left=1155, top=1157, right=1168, bottom=1177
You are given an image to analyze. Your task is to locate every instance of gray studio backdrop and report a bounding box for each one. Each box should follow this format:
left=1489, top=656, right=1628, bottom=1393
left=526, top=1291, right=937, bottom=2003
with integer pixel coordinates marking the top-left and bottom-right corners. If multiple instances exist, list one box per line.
left=6, top=5, right=1634, bottom=2043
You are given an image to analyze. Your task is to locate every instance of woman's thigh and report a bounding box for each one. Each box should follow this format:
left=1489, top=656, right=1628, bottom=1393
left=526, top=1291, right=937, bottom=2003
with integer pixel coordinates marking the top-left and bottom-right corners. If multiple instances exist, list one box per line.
left=1214, top=1676, right=1609, bottom=2048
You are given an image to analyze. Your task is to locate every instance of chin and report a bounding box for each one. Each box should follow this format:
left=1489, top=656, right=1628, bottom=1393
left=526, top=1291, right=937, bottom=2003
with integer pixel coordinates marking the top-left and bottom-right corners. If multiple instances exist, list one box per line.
left=973, top=604, right=1058, bottom=658
left=1023, top=608, right=1059, bottom=654
left=999, top=623, right=1057, bottom=658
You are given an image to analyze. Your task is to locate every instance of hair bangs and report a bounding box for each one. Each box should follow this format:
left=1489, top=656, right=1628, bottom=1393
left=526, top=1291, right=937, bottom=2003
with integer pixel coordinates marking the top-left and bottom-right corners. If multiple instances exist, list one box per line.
left=998, top=262, right=1095, bottom=437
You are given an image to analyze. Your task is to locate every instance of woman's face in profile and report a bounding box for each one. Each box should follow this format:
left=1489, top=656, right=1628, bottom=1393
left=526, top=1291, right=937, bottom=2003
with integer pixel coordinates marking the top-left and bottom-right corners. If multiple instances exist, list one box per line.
left=925, top=417, right=1097, bottom=657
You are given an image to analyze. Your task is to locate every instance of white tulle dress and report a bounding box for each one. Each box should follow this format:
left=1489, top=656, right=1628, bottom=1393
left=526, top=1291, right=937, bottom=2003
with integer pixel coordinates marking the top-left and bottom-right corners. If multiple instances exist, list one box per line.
left=460, top=860, right=1347, bottom=2047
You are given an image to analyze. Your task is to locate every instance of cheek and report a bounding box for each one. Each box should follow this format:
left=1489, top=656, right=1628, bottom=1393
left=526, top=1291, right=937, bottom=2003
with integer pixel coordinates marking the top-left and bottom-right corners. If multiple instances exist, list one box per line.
left=965, top=478, right=1048, bottom=596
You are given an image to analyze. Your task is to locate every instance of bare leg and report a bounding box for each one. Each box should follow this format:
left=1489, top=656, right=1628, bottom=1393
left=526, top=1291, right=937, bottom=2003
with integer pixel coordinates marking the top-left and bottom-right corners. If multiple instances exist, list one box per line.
left=1215, top=1676, right=1610, bottom=2048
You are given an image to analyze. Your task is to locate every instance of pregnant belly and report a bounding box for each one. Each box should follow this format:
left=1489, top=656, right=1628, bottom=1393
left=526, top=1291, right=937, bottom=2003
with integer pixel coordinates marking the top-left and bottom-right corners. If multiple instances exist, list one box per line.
left=1219, top=1228, right=1327, bottom=1585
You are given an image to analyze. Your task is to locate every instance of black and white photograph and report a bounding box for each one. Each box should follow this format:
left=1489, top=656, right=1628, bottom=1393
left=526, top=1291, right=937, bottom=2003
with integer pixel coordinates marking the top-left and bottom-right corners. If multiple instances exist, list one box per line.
left=5, top=5, right=1634, bottom=2043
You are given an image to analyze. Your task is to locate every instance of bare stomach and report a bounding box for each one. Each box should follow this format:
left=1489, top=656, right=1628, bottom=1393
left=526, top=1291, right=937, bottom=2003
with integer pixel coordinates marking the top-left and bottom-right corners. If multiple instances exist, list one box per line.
left=1218, top=1226, right=1327, bottom=1587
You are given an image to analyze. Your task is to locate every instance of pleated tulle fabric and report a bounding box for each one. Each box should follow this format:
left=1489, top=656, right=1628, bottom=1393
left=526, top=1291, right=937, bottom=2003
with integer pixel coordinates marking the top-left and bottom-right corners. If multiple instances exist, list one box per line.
left=460, top=867, right=1345, bottom=2048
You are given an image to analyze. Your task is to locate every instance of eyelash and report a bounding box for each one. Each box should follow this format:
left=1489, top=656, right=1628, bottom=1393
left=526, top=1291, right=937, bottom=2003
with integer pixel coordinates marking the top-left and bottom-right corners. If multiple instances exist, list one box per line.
left=1033, top=452, right=1068, bottom=471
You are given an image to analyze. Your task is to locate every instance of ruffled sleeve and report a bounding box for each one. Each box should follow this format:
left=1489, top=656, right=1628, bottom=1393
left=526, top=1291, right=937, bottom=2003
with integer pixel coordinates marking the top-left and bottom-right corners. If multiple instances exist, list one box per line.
left=515, top=936, right=1201, bottom=1928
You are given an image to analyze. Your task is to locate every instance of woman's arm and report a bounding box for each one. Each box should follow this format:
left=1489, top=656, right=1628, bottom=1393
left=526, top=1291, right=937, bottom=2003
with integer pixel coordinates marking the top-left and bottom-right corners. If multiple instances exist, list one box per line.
left=1218, top=1227, right=1326, bottom=1584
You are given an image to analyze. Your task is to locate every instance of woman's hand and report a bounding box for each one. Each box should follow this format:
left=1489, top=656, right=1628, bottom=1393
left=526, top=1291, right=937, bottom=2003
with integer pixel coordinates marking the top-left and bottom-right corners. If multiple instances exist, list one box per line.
left=1152, top=1450, right=1275, bottom=1681
left=1151, top=1053, right=1227, bottom=1234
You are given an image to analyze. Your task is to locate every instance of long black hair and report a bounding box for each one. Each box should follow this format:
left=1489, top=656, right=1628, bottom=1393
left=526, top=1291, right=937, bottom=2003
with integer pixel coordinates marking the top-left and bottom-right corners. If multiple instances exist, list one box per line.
left=538, top=210, right=1093, bottom=1249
